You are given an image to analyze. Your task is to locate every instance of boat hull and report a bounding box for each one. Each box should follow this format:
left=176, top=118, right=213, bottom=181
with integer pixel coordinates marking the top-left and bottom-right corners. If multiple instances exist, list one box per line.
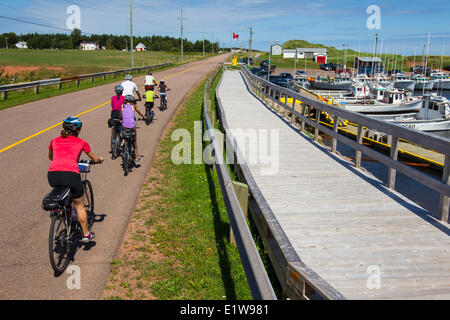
left=414, top=81, right=434, bottom=90
left=339, top=100, right=422, bottom=114
left=310, top=81, right=352, bottom=91
left=432, top=80, right=450, bottom=90
left=393, top=80, right=415, bottom=92
left=391, top=118, right=450, bottom=132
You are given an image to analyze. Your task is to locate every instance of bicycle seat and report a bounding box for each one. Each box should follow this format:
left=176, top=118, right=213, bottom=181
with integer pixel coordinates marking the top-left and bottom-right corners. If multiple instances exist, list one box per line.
left=42, top=187, right=72, bottom=211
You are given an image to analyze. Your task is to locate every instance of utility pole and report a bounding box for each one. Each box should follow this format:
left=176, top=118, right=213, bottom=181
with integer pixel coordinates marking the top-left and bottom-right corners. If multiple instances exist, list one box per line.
left=179, top=9, right=184, bottom=63
left=130, top=0, right=134, bottom=68
left=248, top=27, right=254, bottom=64
left=202, top=25, right=205, bottom=56
left=5, top=35, right=8, bottom=49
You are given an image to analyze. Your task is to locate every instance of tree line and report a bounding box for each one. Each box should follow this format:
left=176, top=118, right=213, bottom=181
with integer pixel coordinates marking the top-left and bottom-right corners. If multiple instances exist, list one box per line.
left=0, top=29, right=220, bottom=52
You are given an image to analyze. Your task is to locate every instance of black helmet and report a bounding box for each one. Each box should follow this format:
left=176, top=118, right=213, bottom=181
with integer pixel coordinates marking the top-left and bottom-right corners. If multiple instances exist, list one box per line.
left=125, top=95, right=136, bottom=104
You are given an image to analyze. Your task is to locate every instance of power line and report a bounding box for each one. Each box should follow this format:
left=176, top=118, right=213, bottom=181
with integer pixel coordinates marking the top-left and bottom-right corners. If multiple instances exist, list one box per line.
left=0, top=15, right=92, bottom=35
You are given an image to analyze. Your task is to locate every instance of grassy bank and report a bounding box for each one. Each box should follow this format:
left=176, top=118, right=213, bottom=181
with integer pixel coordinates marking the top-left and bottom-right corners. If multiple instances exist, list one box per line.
left=103, top=72, right=255, bottom=300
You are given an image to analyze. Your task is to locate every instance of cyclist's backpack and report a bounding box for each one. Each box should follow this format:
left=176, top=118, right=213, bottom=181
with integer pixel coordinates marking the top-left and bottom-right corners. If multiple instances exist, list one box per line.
left=42, top=187, right=72, bottom=211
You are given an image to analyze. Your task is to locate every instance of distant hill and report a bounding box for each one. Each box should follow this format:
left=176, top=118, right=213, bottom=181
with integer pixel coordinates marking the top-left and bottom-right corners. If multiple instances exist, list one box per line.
left=282, top=39, right=359, bottom=58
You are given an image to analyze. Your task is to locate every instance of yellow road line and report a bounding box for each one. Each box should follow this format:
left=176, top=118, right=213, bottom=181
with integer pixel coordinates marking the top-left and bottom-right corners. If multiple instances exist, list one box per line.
left=0, top=62, right=205, bottom=154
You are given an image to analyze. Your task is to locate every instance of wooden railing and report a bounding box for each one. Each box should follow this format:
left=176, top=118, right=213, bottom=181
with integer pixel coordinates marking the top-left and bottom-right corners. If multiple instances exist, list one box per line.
left=241, top=66, right=450, bottom=222
left=203, top=65, right=278, bottom=300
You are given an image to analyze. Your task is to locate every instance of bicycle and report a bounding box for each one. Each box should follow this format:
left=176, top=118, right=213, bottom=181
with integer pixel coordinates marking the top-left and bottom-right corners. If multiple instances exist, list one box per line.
left=110, top=119, right=122, bottom=159
left=159, top=92, right=167, bottom=111
left=42, top=160, right=97, bottom=276
left=121, top=128, right=136, bottom=176
left=144, top=102, right=154, bottom=125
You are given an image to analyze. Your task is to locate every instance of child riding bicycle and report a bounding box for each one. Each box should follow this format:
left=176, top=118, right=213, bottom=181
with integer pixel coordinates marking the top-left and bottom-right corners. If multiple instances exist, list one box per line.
left=121, top=95, right=145, bottom=162
left=143, top=85, right=159, bottom=122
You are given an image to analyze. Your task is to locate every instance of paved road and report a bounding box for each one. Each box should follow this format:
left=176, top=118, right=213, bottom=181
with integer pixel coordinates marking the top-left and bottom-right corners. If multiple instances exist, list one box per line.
left=0, top=54, right=227, bottom=300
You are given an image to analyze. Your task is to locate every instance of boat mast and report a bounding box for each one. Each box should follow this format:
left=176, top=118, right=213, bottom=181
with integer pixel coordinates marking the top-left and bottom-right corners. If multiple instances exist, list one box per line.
left=424, top=32, right=431, bottom=95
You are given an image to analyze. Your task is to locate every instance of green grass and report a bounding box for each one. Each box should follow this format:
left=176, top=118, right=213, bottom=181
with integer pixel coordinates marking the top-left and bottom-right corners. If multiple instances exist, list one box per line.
left=0, top=50, right=216, bottom=110
left=104, top=73, right=255, bottom=300
left=0, top=49, right=215, bottom=78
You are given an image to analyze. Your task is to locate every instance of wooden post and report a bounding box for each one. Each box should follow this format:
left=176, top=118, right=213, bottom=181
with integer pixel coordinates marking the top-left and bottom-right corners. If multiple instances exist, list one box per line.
left=76, top=80, right=80, bottom=87
left=388, top=136, right=399, bottom=189
left=355, top=125, right=364, bottom=168
left=439, top=155, right=449, bottom=222
left=91, top=77, right=94, bottom=84
left=332, top=115, right=339, bottom=153
left=301, top=105, right=307, bottom=132
left=1, top=91, right=7, bottom=101
left=314, top=109, right=320, bottom=141
left=230, top=181, right=249, bottom=245
left=58, top=82, right=62, bottom=90
left=34, top=86, right=39, bottom=94
left=102, top=75, right=106, bottom=81
left=208, top=110, right=215, bottom=129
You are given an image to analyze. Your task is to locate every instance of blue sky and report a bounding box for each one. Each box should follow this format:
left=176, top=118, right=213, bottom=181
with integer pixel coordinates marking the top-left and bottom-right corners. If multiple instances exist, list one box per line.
left=1, top=0, right=449, bottom=55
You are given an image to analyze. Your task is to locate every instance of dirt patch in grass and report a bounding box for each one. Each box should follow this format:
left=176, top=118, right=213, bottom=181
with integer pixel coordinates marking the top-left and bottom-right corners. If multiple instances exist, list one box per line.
left=1, top=65, right=64, bottom=75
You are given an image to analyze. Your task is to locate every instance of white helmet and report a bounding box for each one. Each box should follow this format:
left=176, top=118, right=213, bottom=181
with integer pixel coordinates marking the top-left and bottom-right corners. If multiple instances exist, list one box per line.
left=125, top=74, right=133, bottom=81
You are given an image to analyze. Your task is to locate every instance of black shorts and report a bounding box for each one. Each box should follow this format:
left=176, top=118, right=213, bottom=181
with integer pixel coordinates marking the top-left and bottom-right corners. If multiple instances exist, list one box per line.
left=111, top=110, right=121, bottom=120
left=48, top=171, right=84, bottom=199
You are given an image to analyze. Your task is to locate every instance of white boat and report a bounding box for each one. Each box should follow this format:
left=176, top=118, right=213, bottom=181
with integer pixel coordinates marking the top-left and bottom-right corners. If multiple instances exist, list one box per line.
left=411, top=74, right=434, bottom=91
left=336, top=88, right=422, bottom=114
left=310, top=75, right=353, bottom=90
left=371, top=93, right=450, bottom=132
left=429, top=70, right=450, bottom=90
left=392, top=73, right=416, bottom=92
left=293, top=74, right=310, bottom=89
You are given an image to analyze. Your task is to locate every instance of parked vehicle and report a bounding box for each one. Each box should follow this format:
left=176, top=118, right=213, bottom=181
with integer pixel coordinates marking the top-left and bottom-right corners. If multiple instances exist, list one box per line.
left=295, top=70, right=307, bottom=76
left=411, top=65, right=431, bottom=75
left=330, top=63, right=341, bottom=71
left=278, top=72, right=293, bottom=80
left=320, top=63, right=332, bottom=71
left=444, top=65, right=450, bottom=71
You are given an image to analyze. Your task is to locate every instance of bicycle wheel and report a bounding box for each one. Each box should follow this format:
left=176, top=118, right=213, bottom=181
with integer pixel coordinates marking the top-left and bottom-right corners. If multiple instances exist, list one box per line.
left=112, top=127, right=122, bottom=159
left=83, top=180, right=94, bottom=214
left=49, top=213, right=71, bottom=275
left=123, top=140, right=130, bottom=176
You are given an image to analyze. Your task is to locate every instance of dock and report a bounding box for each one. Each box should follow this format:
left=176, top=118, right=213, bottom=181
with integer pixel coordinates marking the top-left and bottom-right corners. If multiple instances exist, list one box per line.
left=216, top=69, right=450, bottom=299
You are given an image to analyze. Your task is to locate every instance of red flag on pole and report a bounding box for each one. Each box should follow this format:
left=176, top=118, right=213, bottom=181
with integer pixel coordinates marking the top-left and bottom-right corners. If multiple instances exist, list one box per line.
left=233, top=33, right=239, bottom=40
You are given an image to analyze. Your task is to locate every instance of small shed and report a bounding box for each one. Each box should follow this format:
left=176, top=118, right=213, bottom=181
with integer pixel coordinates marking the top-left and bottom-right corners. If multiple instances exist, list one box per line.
left=135, top=43, right=147, bottom=51
left=355, top=56, right=383, bottom=74
left=271, top=44, right=282, bottom=56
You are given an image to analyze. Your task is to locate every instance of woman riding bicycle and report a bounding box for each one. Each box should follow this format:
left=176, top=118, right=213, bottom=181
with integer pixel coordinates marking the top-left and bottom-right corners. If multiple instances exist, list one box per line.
left=121, top=95, right=145, bottom=162
left=47, top=117, right=103, bottom=244
left=111, top=85, right=125, bottom=120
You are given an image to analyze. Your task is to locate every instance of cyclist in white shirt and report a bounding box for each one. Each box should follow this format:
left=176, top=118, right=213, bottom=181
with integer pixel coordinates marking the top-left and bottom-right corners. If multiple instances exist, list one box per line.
left=121, top=74, right=142, bottom=101
left=144, top=71, right=157, bottom=87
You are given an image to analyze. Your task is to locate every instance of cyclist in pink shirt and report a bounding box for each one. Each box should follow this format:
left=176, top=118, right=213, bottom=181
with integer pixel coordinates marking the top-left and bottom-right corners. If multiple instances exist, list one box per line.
left=111, top=85, right=125, bottom=120
left=48, top=117, right=103, bottom=243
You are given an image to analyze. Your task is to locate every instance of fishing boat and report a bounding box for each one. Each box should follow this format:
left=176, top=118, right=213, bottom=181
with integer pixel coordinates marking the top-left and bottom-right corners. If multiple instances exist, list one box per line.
left=309, top=74, right=352, bottom=90
left=429, top=70, right=450, bottom=90
left=392, top=73, right=416, bottom=92
left=411, top=74, right=434, bottom=91
left=370, top=93, right=450, bottom=132
left=293, top=74, right=310, bottom=89
left=335, top=88, right=422, bottom=114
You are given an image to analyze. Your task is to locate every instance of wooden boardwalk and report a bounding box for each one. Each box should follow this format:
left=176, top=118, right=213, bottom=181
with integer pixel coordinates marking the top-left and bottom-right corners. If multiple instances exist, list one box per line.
left=217, top=70, right=450, bottom=300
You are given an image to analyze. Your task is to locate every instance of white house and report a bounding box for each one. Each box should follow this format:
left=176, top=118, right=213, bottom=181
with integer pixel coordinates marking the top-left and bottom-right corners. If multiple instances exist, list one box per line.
left=283, top=49, right=304, bottom=59
left=135, top=43, right=147, bottom=51
left=80, top=42, right=99, bottom=50
left=271, top=44, right=282, bottom=56
left=15, top=41, right=28, bottom=49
